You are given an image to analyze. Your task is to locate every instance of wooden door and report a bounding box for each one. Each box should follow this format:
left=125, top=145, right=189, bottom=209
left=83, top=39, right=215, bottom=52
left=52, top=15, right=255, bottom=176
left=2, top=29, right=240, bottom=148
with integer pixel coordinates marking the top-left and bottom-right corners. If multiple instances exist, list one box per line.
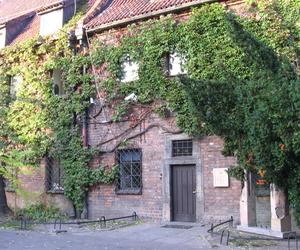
left=171, top=165, right=196, bottom=222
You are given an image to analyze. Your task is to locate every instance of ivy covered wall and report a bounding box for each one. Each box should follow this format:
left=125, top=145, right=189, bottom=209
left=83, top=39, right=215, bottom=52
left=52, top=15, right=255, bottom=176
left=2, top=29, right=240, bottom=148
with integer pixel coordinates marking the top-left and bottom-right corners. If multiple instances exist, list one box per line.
left=1, top=1, right=300, bottom=222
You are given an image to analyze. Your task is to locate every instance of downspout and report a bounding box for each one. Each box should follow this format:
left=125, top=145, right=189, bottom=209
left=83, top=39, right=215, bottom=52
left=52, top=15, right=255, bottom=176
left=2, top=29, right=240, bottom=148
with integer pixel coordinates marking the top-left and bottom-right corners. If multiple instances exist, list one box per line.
left=82, top=63, right=88, bottom=148
left=75, top=25, right=89, bottom=219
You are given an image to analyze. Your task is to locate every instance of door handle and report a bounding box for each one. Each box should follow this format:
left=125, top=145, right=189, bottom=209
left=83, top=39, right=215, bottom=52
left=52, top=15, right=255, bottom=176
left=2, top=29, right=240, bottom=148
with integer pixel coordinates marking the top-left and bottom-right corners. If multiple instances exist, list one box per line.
left=192, top=190, right=197, bottom=194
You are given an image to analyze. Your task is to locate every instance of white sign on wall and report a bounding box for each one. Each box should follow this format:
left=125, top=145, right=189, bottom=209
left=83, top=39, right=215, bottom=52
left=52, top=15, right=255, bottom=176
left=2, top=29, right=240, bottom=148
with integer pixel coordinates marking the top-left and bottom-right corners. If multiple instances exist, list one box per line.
left=213, top=168, right=229, bottom=187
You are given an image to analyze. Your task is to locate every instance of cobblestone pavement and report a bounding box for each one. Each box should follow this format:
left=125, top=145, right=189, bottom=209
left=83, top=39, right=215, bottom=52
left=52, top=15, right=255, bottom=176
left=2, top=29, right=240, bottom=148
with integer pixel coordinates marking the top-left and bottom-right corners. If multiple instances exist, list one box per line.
left=0, top=222, right=294, bottom=250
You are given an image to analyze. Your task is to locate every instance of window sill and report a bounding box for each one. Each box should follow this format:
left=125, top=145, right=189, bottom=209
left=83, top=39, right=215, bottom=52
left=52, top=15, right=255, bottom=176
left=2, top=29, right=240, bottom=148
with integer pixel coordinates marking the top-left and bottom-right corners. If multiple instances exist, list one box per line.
left=5, top=188, right=16, bottom=193
left=116, top=189, right=142, bottom=195
left=46, top=190, right=64, bottom=194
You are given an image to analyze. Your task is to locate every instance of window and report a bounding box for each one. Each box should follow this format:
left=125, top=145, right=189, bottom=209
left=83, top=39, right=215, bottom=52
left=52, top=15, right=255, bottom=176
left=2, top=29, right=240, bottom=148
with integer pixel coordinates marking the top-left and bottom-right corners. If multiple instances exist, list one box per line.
left=168, top=52, right=187, bottom=76
left=120, top=55, right=139, bottom=83
left=52, top=69, right=64, bottom=96
left=46, top=158, right=64, bottom=192
left=10, top=75, right=22, bottom=99
left=117, top=149, right=142, bottom=194
left=40, top=8, right=63, bottom=36
left=172, top=139, right=193, bottom=157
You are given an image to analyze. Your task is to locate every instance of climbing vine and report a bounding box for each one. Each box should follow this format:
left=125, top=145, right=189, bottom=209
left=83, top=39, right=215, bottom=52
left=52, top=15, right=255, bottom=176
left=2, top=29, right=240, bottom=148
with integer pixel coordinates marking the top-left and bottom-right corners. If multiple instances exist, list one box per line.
left=89, top=1, right=300, bottom=224
left=1, top=0, right=300, bottom=222
left=0, top=13, right=118, bottom=215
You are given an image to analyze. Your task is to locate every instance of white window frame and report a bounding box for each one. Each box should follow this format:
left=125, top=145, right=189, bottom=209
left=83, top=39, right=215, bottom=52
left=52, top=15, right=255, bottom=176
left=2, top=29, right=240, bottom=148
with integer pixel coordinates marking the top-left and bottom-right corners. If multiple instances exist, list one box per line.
left=168, top=52, right=188, bottom=76
left=39, top=8, right=63, bottom=36
left=10, top=75, right=22, bottom=99
left=120, top=55, right=139, bottom=83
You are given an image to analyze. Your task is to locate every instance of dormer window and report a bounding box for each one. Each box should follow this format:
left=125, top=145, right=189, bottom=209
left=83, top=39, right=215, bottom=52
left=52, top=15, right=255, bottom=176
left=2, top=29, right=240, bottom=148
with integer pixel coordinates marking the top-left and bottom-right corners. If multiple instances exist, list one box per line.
left=168, top=52, right=187, bottom=76
left=52, top=69, right=64, bottom=96
left=10, top=75, right=22, bottom=99
left=120, top=55, right=139, bottom=83
left=39, top=8, right=63, bottom=36
left=0, top=25, right=6, bottom=49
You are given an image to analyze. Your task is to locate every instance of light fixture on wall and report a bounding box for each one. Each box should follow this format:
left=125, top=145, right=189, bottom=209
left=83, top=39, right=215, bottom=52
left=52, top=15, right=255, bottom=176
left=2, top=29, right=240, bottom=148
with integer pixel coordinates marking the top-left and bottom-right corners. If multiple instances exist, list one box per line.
left=124, top=93, right=137, bottom=102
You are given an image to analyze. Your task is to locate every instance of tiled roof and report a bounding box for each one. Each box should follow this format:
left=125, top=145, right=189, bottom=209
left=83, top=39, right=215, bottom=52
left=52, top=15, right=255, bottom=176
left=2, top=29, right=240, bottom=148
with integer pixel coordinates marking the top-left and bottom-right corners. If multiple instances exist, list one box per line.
left=0, top=0, right=77, bottom=45
left=85, top=0, right=215, bottom=30
left=0, top=0, right=63, bottom=24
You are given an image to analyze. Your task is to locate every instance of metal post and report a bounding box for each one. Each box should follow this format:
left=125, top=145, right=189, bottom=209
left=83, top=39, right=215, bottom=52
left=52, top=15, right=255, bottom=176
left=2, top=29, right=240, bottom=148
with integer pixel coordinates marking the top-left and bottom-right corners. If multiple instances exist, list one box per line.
left=132, top=211, right=137, bottom=221
left=100, top=216, right=106, bottom=228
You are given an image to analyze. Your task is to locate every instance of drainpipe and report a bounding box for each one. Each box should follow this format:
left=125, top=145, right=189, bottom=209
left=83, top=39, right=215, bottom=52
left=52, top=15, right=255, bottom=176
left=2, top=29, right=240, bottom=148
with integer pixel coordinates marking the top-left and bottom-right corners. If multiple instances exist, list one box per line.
left=82, top=63, right=88, bottom=148
left=74, top=26, right=89, bottom=219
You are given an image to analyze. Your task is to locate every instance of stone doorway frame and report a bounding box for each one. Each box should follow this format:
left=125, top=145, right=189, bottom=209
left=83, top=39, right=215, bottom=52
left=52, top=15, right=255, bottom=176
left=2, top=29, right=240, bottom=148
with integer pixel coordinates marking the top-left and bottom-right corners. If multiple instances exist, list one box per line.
left=162, top=133, right=204, bottom=222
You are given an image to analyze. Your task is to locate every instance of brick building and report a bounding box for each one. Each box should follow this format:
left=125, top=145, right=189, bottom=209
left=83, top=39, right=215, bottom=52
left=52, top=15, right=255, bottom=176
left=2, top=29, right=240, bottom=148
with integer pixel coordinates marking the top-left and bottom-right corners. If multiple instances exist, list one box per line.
left=1, top=0, right=299, bottom=237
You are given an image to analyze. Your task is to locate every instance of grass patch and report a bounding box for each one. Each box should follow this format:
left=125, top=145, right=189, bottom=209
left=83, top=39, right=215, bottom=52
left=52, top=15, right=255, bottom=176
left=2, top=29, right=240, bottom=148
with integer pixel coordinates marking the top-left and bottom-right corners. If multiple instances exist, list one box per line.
left=15, top=204, right=67, bottom=222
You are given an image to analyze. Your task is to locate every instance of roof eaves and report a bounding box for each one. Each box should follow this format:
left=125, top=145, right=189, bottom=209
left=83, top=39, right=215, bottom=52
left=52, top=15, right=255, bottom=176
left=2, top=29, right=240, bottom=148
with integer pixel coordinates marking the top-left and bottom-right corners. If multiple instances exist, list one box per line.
left=85, top=0, right=219, bottom=33
left=36, top=2, right=65, bottom=14
left=0, top=11, right=36, bottom=25
left=0, top=0, right=65, bottom=24
left=80, top=0, right=107, bottom=25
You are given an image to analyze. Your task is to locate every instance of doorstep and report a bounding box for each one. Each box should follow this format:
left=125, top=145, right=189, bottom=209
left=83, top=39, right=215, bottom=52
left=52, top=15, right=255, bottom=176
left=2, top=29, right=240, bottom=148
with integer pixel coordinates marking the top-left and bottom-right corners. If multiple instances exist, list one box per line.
left=237, top=225, right=291, bottom=238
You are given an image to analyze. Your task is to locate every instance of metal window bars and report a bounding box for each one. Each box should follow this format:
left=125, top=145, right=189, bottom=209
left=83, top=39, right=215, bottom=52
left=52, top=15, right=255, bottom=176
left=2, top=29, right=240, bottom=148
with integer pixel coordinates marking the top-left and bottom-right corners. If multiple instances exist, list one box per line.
left=116, top=149, right=142, bottom=194
left=172, top=139, right=193, bottom=157
left=45, top=157, right=64, bottom=192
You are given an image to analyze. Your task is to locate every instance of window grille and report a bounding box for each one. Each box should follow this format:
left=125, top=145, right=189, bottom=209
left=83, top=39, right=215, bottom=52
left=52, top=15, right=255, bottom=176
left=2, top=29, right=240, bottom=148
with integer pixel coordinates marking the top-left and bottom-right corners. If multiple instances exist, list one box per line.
left=46, top=157, right=64, bottom=192
left=172, top=139, right=193, bottom=157
left=116, top=149, right=142, bottom=194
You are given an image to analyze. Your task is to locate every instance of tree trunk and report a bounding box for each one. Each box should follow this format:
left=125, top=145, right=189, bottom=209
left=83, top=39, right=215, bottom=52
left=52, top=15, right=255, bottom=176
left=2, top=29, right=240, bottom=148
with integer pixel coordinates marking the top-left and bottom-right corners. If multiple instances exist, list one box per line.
left=0, top=175, right=11, bottom=216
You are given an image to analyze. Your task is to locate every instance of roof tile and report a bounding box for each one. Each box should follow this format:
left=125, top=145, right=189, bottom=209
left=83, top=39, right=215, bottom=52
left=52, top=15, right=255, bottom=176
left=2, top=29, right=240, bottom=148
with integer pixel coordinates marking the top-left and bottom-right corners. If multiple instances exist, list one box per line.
left=85, top=0, right=206, bottom=30
left=0, top=0, right=63, bottom=24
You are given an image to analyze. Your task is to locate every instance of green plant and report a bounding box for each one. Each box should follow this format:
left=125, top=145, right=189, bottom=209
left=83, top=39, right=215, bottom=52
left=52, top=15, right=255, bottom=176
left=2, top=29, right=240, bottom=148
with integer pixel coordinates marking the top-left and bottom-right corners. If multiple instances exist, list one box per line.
left=16, top=204, right=65, bottom=221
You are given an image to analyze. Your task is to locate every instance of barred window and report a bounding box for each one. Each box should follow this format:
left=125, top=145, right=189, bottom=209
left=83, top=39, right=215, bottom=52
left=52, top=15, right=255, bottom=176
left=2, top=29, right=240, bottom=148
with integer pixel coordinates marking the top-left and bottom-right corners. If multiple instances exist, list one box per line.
left=172, top=139, right=193, bottom=157
left=117, top=149, right=142, bottom=194
left=46, top=158, right=64, bottom=192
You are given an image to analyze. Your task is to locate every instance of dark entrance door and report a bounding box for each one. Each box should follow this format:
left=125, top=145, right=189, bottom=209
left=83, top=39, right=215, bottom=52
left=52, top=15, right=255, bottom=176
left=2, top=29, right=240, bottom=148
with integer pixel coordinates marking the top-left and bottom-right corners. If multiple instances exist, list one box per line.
left=171, top=165, right=196, bottom=222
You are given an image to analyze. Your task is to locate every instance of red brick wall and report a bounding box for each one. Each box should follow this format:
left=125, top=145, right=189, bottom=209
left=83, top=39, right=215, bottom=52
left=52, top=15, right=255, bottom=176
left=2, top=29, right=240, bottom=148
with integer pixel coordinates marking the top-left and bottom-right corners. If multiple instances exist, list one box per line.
left=200, top=136, right=241, bottom=222
left=87, top=106, right=242, bottom=221
left=88, top=111, right=178, bottom=220
left=6, top=160, right=73, bottom=215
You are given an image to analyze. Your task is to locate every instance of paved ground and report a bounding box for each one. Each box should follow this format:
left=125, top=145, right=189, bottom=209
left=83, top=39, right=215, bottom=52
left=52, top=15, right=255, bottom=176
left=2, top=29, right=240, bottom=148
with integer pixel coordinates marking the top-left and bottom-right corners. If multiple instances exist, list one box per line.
left=0, top=222, right=295, bottom=250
